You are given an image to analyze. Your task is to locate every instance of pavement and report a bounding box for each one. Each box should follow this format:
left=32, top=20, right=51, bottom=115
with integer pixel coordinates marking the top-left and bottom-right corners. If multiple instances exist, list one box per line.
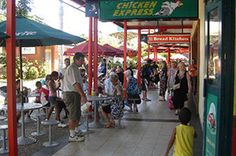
left=0, top=88, right=203, bottom=156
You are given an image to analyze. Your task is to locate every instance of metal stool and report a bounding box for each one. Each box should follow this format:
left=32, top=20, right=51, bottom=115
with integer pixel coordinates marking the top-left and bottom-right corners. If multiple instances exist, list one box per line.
left=81, top=112, right=94, bottom=134
left=41, top=119, right=59, bottom=147
left=0, top=116, right=7, bottom=141
left=0, top=125, right=8, bottom=154
left=0, top=116, right=6, bottom=121
left=31, top=110, right=46, bottom=136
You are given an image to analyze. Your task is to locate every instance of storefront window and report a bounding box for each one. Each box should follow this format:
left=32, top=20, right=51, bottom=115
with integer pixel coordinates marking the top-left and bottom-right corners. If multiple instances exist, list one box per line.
left=208, top=8, right=220, bottom=80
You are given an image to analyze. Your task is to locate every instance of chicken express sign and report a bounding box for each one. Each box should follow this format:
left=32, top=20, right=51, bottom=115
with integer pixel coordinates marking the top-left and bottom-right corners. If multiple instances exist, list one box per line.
left=99, top=0, right=198, bottom=21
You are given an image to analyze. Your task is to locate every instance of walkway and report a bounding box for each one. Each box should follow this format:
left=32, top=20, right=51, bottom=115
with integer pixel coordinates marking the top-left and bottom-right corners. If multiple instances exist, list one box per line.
left=51, top=90, right=203, bottom=156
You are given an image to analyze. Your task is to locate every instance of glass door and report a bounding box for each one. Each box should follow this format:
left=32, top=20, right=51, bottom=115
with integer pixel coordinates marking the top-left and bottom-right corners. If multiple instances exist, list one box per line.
left=204, top=3, right=222, bottom=156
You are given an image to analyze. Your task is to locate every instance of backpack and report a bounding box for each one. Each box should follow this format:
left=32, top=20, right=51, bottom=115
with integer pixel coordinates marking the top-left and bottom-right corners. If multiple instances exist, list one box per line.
left=127, top=77, right=141, bottom=95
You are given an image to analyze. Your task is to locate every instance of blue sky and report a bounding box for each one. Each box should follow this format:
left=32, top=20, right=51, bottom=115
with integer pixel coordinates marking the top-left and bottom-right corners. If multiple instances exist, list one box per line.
left=31, top=0, right=120, bottom=37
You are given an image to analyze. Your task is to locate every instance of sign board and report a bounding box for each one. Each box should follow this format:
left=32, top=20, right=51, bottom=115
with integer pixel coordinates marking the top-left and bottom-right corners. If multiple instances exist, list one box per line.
left=205, top=93, right=218, bottom=156
left=86, top=0, right=98, bottom=17
left=148, top=34, right=190, bottom=43
left=22, top=47, right=36, bottom=55
left=99, top=0, right=198, bottom=21
left=141, top=34, right=148, bottom=43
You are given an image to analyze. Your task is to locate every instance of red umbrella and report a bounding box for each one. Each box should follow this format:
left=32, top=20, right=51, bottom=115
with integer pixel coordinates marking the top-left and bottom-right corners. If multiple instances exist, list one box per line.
left=103, top=44, right=123, bottom=57
left=64, top=41, right=112, bottom=56
left=118, top=46, right=137, bottom=57
left=145, top=45, right=189, bottom=53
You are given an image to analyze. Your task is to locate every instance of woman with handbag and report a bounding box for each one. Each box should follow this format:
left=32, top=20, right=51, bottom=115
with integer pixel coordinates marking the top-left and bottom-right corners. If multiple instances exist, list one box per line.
left=172, top=62, right=191, bottom=115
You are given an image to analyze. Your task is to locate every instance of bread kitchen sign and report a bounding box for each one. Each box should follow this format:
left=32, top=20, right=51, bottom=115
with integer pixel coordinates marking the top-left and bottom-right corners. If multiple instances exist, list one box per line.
left=148, top=34, right=190, bottom=43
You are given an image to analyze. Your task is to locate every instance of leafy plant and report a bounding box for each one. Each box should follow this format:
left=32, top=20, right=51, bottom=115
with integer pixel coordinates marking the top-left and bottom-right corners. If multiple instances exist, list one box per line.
left=0, top=53, right=46, bottom=80
left=25, top=66, right=38, bottom=80
left=16, top=0, right=32, bottom=17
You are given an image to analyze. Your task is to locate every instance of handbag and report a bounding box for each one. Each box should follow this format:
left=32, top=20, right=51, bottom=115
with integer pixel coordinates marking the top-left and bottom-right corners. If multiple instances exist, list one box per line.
left=164, top=90, right=168, bottom=101
left=167, top=90, right=174, bottom=109
left=172, top=83, right=180, bottom=90
left=168, top=95, right=174, bottom=110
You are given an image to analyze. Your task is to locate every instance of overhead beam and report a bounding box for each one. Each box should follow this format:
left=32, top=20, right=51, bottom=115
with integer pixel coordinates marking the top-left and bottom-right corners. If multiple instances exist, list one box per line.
left=71, top=0, right=85, bottom=6
left=127, top=25, right=192, bottom=30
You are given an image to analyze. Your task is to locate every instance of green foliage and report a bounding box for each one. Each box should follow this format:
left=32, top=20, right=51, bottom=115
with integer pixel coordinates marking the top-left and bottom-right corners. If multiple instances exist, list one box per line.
left=33, top=60, right=46, bottom=78
left=0, top=53, right=46, bottom=80
left=108, top=61, right=122, bottom=69
left=161, top=53, right=168, bottom=58
left=127, top=59, right=137, bottom=68
left=0, top=0, right=32, bottom=17
left=16, top=0, right=32, bottom=17
left=25, top=66, right=38, bottom=80
left=0, top=0, right=6, bottom=11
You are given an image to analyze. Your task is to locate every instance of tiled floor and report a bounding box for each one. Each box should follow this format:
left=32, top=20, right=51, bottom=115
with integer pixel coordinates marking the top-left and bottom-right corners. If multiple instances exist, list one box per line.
left=52, top=90, right=202, bottom=156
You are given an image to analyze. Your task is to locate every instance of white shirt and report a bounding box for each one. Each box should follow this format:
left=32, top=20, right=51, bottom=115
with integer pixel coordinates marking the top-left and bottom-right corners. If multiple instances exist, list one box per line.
left=63, top=63, right=83, bottom=92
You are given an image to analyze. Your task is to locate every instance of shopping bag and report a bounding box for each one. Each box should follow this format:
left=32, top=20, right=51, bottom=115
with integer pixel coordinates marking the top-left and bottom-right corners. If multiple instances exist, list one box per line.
left=172, top=83, right=180, bottom=90
left=168, top=95, right=174, bottom=110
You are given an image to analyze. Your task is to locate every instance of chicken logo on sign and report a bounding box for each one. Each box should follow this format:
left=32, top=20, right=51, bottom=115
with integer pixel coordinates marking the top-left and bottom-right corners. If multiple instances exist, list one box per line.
left=207, top=102, right=216, bottom=134
left=86, top=0, right=98, bottom=17
left=154, top=0, right=183, bottom=16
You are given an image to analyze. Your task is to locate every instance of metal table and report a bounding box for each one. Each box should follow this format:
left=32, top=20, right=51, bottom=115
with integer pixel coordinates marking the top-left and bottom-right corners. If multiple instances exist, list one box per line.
left=87, top=95, right=112, bottom=128
left=0, top=103, right=43, bottom=145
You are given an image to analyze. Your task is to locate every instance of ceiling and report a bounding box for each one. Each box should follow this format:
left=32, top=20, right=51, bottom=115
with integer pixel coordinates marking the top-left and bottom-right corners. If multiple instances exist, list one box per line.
left=114, top=19, right=195, bottom=34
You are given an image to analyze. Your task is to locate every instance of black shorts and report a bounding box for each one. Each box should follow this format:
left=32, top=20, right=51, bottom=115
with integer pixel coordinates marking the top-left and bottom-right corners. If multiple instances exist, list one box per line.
left=141, top=79, right=147, bottom=91
left=127, top=94, right=141, bottom=104
left=63, top=92, right=81, bottom=120
left=102, top=105, right=111, bottom=113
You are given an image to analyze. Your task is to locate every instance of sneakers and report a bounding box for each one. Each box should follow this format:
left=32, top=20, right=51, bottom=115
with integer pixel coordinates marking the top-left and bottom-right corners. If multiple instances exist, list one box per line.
left=68, top=135, right=85, bottom=142
left=58, top=122, right=67, bottom=128
left=75, top=130, right=85, bottom=137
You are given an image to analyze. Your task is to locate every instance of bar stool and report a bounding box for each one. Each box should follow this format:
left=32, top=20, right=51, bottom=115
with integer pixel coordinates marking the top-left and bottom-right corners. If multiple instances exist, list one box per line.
left=31, top=110, right=46, bottom=136
left=41, top=119, right=59, bottom=147
left=0, top=125, right=8, bottom=154
left=81, top=112, right=94, bottom=134
left=0, top=116, right=7, bottom=141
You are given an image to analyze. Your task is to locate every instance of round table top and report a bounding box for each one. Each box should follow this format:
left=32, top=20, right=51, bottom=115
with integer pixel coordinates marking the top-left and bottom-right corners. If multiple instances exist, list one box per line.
left=27, top=92, right=40, bottom=97
left=87, top=95, right=112, bottom=102
left=0, top=116, right=6, bottom=120
left=0, top=125, right=8, bottom=129
left=0, top=103, right=43, bottom=111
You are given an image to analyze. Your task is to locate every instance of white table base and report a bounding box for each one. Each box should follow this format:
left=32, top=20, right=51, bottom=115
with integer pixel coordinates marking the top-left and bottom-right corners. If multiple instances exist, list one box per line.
left=18, top=136, right=36, bottom=145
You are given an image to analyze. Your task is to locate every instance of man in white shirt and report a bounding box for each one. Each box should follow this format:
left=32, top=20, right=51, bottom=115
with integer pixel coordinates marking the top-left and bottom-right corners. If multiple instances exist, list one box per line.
left=63, top=52, right=87, bottom=142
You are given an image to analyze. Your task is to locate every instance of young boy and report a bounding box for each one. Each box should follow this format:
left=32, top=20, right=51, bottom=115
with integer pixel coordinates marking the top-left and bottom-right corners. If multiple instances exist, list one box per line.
left=165, top=107, right=196, bottom=156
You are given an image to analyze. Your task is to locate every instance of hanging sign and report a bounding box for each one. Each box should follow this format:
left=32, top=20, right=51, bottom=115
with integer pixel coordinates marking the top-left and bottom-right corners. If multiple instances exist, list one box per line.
left=141, top=34, right=148, bottom=43
left=86, top=0, right=98, bottom=17
left=99, top=0, right=198, bottom=21
left=148, top=34, right=190, bottom=43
